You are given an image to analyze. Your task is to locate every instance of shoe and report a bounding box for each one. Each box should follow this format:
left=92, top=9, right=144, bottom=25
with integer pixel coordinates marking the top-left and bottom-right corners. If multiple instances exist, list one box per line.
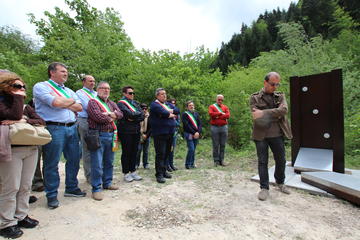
left=219, top=161, right=228, bottom=166
left=277, top=184, right=291, bottom=194
left=92, top=192, right=103, bottom=201
left=170, top=165, right=178, bottom=171
left=124, top=173, right=134, bottom=182
left=214, top=161, right=220, bottom=167
left=144, top=164, right=150, bottom=169
left=104, top=185, right=119, bottom=190
left=190, top=165, right=196, bottom=169
left=258, top=189, right=269, bottom=201
left=185, top=165, right=190, bottom=169
left=47, top=197, right=59, bottom=209
left=64, top=188, right=86, bottom=197
left=18, top=216, right=39, bottom=229
left=166, top=166, right=173, bottom=172
left=135, top=165, right=139, bottom=170
left=29, top=195, right=37, bottom=204
left=163, top=172, right=172, bottom=179
left=0, top=225, right=23, bottom=239
left=156, top=177, right=166, bottom=183
left=131, top=172, right=143, bottom=181
left=32, top=185, right=45, bottom=192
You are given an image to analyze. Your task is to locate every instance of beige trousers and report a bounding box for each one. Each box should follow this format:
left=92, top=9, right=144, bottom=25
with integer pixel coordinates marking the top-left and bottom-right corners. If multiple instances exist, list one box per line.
left=0, top=146, right=38, bottom=229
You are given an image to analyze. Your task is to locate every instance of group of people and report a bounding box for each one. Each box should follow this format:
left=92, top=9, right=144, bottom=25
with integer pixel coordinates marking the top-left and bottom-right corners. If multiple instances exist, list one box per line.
left=0, top=61, right=292, bottom=239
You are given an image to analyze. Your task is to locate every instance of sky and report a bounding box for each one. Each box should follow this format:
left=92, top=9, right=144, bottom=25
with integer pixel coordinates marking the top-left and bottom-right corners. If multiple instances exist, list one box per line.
left=1, top=0, right=296, bottom=53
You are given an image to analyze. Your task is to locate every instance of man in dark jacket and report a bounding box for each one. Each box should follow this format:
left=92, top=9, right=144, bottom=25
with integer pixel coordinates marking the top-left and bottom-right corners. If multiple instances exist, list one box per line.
left=149, top=88, right=180, bottom=183
left=117, top=86, right=144, bottom=182
left=250, top=72, right=292, bottom=201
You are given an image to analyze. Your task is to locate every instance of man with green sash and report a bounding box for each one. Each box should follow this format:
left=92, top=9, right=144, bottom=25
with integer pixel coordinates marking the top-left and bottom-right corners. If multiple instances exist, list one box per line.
left=208, top=94, right=230, bottom=167
left=117, top=86, right=144, bottom=182
left=33, top=62, right=85, bottom=209
left=76, top=75, right=97, bottom=183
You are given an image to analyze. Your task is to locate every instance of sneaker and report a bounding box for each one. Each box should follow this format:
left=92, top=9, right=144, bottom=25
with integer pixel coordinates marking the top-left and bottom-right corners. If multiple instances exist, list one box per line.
left=258, top=189, right=269, bottom=201
left=104, top=185, right=119, bottom=190
left=170, top=165, right=178, bottom=171
left=18, top=216, right=39, bottom=229
left=131, top=172, right=143, bottom=181
left=0, top=225, right=23, bottom=239
left=47, top=197, right=59, bottom=209
left=277, top=184, right=291, bottom=194
left=92, top=192, right=103, bottom=201
left=64, top=189, right=86, bottom=197
left=166, top=166, right=173, bottom=172
left=124, top=173, right=134, bottom=182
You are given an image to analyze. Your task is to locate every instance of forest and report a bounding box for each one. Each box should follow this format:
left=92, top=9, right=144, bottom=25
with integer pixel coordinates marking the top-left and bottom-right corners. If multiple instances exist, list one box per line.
left=0, top=0, right=359, bottom=166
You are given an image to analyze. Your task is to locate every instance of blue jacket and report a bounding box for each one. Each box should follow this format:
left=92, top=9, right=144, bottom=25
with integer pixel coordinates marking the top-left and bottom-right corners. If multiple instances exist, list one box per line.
left=182, top=111, right=202, bottom=135
left=149, top=100, right=180, bottom=136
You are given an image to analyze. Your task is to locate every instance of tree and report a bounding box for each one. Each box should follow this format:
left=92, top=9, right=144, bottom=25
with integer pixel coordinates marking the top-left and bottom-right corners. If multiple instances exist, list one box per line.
left=29, top=0, right=136, bottom=98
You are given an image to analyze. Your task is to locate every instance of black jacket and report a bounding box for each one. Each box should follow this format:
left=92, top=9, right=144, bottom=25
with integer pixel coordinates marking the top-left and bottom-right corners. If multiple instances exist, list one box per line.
left=116, top=97, right=144, bottom=134
left=182, top=111, right=202, bottom=135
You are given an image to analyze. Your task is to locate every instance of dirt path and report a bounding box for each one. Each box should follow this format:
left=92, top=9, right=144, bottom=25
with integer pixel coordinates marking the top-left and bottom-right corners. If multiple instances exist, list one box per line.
left=23, top=162, right=360, bottom=240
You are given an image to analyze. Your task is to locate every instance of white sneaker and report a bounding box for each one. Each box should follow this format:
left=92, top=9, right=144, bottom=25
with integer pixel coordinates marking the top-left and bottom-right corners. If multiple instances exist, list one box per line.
left=131, top=172, right=143, bottom=181
left=124, top=173, right=134, bottom=182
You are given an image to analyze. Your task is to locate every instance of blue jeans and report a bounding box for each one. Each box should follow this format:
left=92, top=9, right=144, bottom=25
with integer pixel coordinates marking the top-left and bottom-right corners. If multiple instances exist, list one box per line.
left=254, top=137, right=286, bottom=190
left=90, top=132, right=115, bottom=193
left=43, top=124, right=80, bottom=199
left=184, top=132, right=198, bottom=167
left=136, top=137, right=150, bottom=167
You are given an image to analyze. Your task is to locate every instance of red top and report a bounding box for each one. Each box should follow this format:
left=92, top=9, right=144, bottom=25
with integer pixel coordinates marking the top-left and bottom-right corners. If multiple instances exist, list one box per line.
left=208, top=103, right=230, bottom=126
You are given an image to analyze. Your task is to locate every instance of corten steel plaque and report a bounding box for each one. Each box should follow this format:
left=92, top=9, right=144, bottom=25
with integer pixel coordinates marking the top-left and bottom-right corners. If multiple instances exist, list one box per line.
left=290, top=69, right=344, bottom=173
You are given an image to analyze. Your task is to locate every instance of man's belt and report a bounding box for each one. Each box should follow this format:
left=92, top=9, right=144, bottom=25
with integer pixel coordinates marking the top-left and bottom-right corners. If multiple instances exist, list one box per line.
left=46, top=121, right=76, bottom=127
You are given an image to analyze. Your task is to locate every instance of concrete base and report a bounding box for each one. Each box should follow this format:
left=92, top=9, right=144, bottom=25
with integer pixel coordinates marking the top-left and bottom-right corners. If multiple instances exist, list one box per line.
left=251, top=162, right=331, bottom=196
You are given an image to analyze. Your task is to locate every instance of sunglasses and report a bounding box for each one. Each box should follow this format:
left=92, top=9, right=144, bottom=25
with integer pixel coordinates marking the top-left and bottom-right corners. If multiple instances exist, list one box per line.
left=267, top=82, right=280, bottom=87
left=12, top=83, right=26, bottom=90
left=127, top=92, right=135, bottom=95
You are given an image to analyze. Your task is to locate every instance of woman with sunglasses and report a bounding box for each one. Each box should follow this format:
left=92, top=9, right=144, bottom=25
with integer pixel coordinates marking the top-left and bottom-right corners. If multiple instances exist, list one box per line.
left=0, top=72, right=45, bottom=239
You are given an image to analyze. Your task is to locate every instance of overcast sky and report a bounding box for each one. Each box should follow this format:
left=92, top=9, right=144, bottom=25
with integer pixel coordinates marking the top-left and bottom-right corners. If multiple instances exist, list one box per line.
left=1, top=0, right=296, bottom=53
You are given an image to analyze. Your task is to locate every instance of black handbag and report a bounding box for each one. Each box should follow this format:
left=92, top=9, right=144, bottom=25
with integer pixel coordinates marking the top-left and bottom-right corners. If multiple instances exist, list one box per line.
left=84, top=129, right=101, bottom=151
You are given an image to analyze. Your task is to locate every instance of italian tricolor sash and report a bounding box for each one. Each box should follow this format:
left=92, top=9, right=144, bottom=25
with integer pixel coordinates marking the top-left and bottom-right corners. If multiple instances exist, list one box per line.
left=81, top=88, right=96, bottom=100
left=93, top=97, right=119, bottom=152
left=212, top=103, right=224, bottom=113
left=185, top=111, right=198, bottom=130
left=155, top=100, right=172, bottom=112
left=118, top=99, right=137, bottom=112
left=47, top=80, right=70, bottom=98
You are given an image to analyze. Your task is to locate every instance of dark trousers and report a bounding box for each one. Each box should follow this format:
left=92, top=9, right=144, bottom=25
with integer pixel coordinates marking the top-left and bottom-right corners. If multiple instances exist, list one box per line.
left=136, top=137, right=150, bottom=167
left=254, top=136, right=286, bottom=190
left=119, top=133, right=140, bottom=174
left=153, top=134, right=173, bottom=177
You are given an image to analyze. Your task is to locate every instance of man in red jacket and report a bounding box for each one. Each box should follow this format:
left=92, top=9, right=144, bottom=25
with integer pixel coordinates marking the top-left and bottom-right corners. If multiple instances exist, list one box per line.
left=208, top=94, right=230, bottom=166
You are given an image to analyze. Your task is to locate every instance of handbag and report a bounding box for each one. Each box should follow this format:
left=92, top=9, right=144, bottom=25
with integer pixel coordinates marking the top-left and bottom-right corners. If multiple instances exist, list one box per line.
left=84, top=129, right=101, bottom=151
left=9, top=122, right=52, bottom=145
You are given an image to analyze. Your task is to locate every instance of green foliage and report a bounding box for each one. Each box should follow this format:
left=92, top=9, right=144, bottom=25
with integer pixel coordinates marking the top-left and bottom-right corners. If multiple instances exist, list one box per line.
left=222, top=66, right=267, bottom=148
left=28, top=0, right=135, bottom=99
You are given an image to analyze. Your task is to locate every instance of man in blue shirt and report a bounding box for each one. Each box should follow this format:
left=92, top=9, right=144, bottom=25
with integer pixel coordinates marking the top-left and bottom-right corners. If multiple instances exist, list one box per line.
left=149, top=88, right=180, bottom=183
left=33, top=62, right=86, bottom=209
left=76, top=75, right=97, bottom=183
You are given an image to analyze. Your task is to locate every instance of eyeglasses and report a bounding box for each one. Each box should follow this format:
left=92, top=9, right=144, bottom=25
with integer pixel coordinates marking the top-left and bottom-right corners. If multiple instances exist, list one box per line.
left=267, top=82, right=280, bottom=87
left=127, top=92, right=135, bottom=95
left=11, top=84, right=26, bottom=90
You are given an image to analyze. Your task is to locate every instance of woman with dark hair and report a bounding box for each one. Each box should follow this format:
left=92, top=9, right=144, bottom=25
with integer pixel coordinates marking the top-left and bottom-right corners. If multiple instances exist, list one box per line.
left=182, top=101, right=202, bottom=169
left=0, top=72, right=44, bottom=239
